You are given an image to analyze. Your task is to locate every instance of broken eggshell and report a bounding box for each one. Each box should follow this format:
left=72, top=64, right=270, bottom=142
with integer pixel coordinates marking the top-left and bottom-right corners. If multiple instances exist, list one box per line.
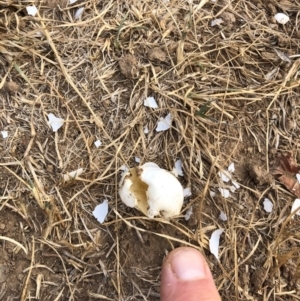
left=119, top=162, right=184, bottom=218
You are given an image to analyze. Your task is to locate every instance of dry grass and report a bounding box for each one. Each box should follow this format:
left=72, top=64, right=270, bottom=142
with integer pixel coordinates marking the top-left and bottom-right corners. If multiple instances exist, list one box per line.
left=1, top=0, right=300, bottom=300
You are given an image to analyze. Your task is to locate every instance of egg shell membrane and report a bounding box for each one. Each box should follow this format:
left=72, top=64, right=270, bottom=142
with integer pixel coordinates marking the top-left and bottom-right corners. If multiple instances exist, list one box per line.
left=128, top=168, right=149, bottom=216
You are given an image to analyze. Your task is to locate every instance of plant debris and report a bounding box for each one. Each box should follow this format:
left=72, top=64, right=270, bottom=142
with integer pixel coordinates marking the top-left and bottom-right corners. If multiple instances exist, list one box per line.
left=271, top=152, right=300, bottom=198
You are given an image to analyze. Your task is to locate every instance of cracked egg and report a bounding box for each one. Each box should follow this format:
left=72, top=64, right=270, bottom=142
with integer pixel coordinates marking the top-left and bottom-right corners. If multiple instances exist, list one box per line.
left=119, top=162, right=184, bottom=218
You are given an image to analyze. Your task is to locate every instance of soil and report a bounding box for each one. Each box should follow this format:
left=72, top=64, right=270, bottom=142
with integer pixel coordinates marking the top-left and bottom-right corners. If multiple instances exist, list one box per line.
left=1, top=0, right=300, bottom=301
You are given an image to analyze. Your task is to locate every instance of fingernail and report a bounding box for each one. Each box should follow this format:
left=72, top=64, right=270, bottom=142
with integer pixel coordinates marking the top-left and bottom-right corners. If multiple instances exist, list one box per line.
left=170, top=248, right=207, bottom=281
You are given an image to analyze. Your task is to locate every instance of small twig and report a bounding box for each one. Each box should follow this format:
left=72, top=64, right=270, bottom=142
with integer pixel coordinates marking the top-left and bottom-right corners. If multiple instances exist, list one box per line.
left=21, top=236, right=34, bottom=301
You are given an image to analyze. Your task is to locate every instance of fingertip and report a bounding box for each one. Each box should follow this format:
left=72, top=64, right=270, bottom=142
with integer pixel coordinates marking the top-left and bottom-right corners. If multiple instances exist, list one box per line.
left=160, top=247, right=221, bottom=301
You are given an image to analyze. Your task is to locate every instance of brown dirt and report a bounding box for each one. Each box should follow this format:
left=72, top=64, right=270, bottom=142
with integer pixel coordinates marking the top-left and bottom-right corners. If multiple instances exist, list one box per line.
left=119, top=54, right=139, bottom=79
left=1, top=0, right=300, bottom=300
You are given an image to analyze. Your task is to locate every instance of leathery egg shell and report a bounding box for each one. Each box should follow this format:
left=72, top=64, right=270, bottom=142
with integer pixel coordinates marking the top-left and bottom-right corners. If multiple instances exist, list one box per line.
left=119, top=162, right=184, bottom=218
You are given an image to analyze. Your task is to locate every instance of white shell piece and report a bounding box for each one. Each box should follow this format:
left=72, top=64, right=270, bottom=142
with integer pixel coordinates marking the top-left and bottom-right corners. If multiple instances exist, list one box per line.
left=69, top=0, right=78, bottom=3
left=209, top=229, right=224, bottom=261
left=218, top=188, right=230, bottom=198
left=174, top=159, right=184, bottom=176
left=218, top=171, right=231, bottom=182
left=291, top=199, right=300, bottom=217
left=26, top=5, right=38, bottom=16
left=231, top=180, right=240, bottom=189
left=183, top=187, right=192, bottom=197
left=274, top=13, right=289, bottom=25
left=219, top=211, right=227, bottom=221
left=156, top=113, right=172, bottom=132
left=211, top=18, right=223, bottom=26
left=296, top=174, right=300, bottom=183
left=263, top=198, right=273, bottom=213
left=94, top=139, right=102, bottom=148
left=75, top=7, right=84, bottom=20
left=210, top=190, right=216, bottom=198
left=228, top=163, right=235, bottom=173
left=120, top=164, right=129, bottom=173
left=229, top=185, right=237, bottom=193
left=63, top=168, right=84, bottom=182
left=48, top=113, right=65, bottom=132
left=144, top=125, right=149, bottom=134
left=1, top=131, right=8, bottom=139
left=144, top=96, right=158, bottom=108
left=135, top=157, right=140, bottom=163
left=184, top=207, right=193, bottom=221
left=93, top=200, right=108, bottom=223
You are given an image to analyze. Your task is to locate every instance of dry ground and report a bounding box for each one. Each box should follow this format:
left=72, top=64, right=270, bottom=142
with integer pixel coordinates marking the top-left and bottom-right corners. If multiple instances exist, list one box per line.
left=1, top=0, right=300, bottom=300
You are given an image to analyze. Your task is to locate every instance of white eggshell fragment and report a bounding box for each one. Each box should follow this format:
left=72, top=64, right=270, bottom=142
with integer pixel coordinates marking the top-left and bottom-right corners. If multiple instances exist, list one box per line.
left=218, top=170, right=231, bottom=182
left=231, top=180, right=240, bottom=189
left=1, top=131, right=8, bottom=139
left=184, top=207, right=193, bottom=221
left=26, top=5, right=38, bottom=16
left=219, top=211, right=227, bottom=221
left=120, top=164, right=129, bottom=174
left=93, top=200, right=109, bottom=223
left=228, top=162, right=235, bottom=173
left=48, top=113, right=65, bottom=132
left=94, top=139, right=102, bottom=148
left=291, top=199, right=300, bottom=217
left=211, top=18, right=223, bottom=26
left=209, top=229, right=224, bottom=261
left=183, top=187, right=192, bottom=197
left=144, top=96, right=158, bottom=108
left=119, top=162, right=184, bottom=218
left=174, top=159, right=184, bottom=176
left=263, top=198, right=273, bottom=213
left=274, top=13, right=289, bottom=25
left=296, top=174, right=300, bottom=183
left=63, top=168, right=84, bottom=182
left=144, top=125, right=149, bottom=134
left=75, top=7, right=84, bottom=20
left=210, top=190, right=216, bottom=198
left=218, top=188, right=230, bottom=198
left=156, top=113, right=172, bottom=132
